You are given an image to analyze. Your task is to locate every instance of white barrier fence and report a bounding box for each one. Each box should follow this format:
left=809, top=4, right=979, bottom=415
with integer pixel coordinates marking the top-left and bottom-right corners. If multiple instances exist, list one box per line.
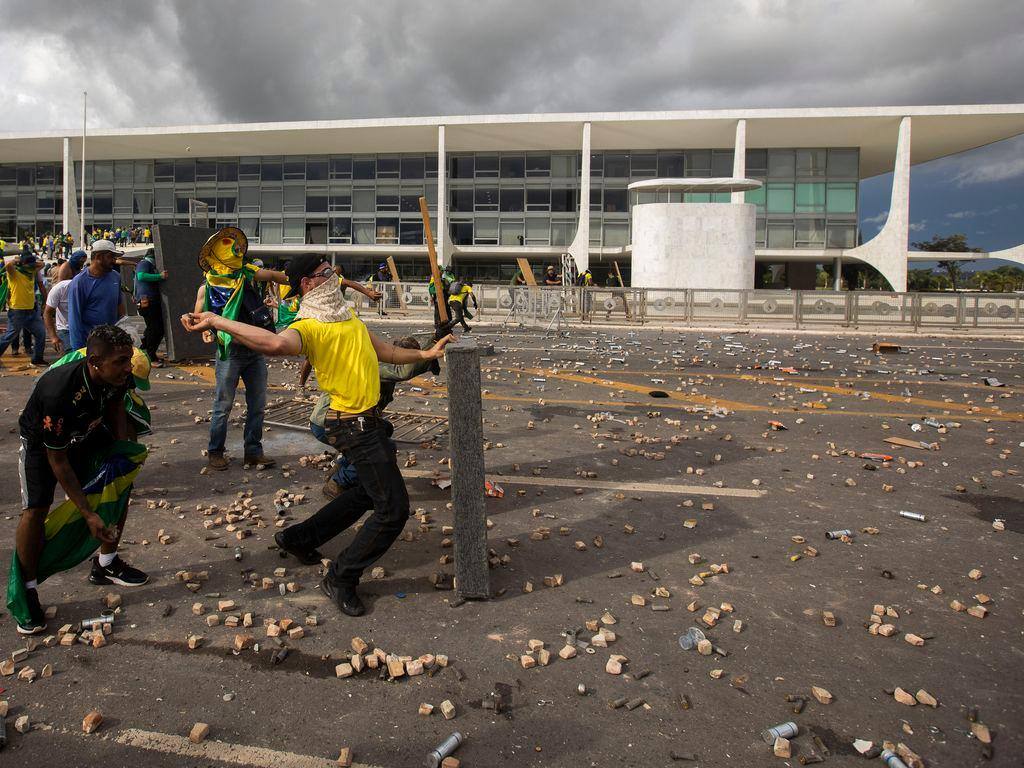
left=352, top=283, right=1024, bottom=331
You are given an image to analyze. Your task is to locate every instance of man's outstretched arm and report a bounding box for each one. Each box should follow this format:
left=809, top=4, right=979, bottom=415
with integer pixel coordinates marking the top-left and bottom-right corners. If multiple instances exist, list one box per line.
left=181, top=311, right=301, bottom=356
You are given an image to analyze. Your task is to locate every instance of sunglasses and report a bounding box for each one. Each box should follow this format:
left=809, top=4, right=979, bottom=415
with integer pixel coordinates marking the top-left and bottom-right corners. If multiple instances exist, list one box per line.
left=308, top=266, right=334, bottom=280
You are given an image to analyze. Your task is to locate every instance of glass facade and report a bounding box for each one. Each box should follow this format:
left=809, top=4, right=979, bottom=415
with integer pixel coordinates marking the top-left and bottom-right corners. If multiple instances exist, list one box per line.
left=0, top=147, right=858, bottom=250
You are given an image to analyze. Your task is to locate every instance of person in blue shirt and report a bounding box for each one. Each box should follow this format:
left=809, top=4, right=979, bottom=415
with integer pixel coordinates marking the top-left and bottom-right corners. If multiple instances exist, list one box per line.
left=67, top=240, right=125, bottom=349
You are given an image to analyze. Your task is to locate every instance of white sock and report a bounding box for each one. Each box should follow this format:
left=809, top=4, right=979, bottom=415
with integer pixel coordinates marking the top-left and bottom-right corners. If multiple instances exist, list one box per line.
left=25, top=579, right=38, bottom=590
left=98, top=551, right=117, bottom=568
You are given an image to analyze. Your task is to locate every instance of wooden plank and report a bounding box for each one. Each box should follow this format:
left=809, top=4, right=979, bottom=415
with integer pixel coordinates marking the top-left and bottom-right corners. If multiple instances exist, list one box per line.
left=613, top=260, right=632, bottom=319
left=516, top=257, right=537, bottom=286
left=418, top=197, right=448, bottom=324
left=385, top=256, right=406, bottom=310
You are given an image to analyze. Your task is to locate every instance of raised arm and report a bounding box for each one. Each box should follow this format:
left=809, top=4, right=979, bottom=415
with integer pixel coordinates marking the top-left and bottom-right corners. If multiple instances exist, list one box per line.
left=341, top=277, right=382, bottom=301
left=254, top=268, right=288, bottom=285
left=368, top=330, right=454, bottom=365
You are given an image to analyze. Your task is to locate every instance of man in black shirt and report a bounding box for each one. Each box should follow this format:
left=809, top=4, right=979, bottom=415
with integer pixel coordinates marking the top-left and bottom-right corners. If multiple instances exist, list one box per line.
left=15, top=325, right=148, bottom=635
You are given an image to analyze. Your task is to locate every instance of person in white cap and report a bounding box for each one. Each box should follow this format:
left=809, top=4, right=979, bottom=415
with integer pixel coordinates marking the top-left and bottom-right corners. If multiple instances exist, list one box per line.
left=67, top=239, right=126, bottom=349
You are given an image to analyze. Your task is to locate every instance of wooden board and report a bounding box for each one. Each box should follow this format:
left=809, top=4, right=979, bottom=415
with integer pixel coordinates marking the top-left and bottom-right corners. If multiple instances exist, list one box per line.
left=516, top=257, right=537, bottom=286
left=418, top=197, right=447, bottom=324
left=385, top=256, right=406, bottom=310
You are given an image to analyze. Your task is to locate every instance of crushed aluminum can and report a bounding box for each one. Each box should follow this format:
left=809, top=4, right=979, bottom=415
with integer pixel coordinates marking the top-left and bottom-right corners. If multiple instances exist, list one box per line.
left=425, top=732, right=464, bottom=768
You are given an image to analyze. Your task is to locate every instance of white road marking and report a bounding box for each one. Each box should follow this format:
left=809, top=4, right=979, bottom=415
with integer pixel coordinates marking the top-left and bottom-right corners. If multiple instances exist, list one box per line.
left=115, top=728, right=386, bottom=768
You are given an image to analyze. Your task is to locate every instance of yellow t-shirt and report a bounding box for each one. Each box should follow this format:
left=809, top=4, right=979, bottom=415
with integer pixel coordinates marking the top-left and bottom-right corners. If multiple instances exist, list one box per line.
left=450, top=285, right=474, bottom=305
left=8, top=265, right=37, bottom=310
left=291, top=315, right=380, bottom=414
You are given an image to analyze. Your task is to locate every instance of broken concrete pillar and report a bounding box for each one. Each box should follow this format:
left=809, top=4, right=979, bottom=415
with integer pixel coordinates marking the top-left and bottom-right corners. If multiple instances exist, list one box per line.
left=445, top=336, right=490, bottom=600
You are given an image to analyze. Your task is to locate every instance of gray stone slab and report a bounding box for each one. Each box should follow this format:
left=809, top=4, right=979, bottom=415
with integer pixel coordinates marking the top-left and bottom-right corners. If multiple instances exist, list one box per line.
left=154, top=224, right=217, bottom=361
left=444, top=336, right=490, bottom=600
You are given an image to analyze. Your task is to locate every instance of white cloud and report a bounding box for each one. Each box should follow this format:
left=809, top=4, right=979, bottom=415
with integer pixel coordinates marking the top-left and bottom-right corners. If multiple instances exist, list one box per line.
left=861, top=210, right=889, bottom=227
left=946, top=210, right=977, bottom=219
left=909, top=220, right=928, bottom=232
left=954, top=155, right=1024, bottom=186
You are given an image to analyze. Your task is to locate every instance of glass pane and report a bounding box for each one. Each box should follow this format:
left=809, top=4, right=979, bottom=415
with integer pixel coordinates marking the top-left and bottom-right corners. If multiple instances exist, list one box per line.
left=94, top=162, right=113, bottom=185
left=307, top=159, right=328, bottom=181
left=500, top=187, right=524, bottom=212
left=283, top=186, right=304, bottom=210
left=755, top=217, right=766, bottom=246
left=238, top=159, right=260, bottom=180
left=155, top=187, right=174, bottom=210
left=525, top=154, right=550, bottom=177
left=425, top=154, right=438, bottom=178
left=261, top=161, right=282, bottom=182
left=133, top=192, right=153, bottom=215
left=551, top=220, right=573, bottom=246
left=237, top=186, right=259, bottom=208
left=401, top=156, right=424, bottom=180
left=827, top=182, right=857, bottom=213
left=114, top=161, right=134, bottom=184
left=766, top=182, right=794, bottom=213
left=113, top=189, right=132, bottom=210
left=399, top=220, right=422, bottom=245
left=260, top=220, right=282, bottom=244
left=450, top=188, right=473, bottom=212
left=712, top=151, right=734, bottom=177
left=195, top=160, right=216, bottom=181
left=284, top=219, right=305, bottom=241
left=354, top=220, right=375, bottom=244
left=450, top=221, right=473, bottom=245
left=330, top=192, right=351, bottom=211
left=400, top=192, right=421, bottom=212
left=0, top=166, right=15, bottom=184
left=306, top=194, right=328, bottom=213
left=475, top=155, right=498, bottom=177
left=551, top=154, right=575, bottom=177
left=767, top=222, right=794, bottom=248
left=500, top=220, right=523, bottom=245
left=686, top=150, right=711, bottom=176
left=590, top=187, right=602, bottom=211
left=745, top=186, right=766, bottom=209
left=797, top=150, right=827, bottom=176
left=376, top=217, right=398, bottom=243
left=827, top=223, right=856, bottom=248
left=450, top=156, right=474, bottom=179
left=796, top=218, right=825, bottom=246
left=329, top=217, right=351, bottom=241
left=353, top=158, right=375, bottom=180
left=376, top=157, right=399, bottom=178
left=630, top=153, right=656, bottom=177
left=261, top=189, right=283, bottom=212
left=551, top=188, right=576, bottom=213
left=238, top=217, right=259, bottom=238
left=603, top=222, right=628, bottom=247
left=684, top=192, right=711, bottom=203
left=526, top=187, right=550, bottom=210
left=330, top=157, right=352, bottom=179
left=768, top=150, right=795, bottom=178
left=525, top=218, right=548, bottom=243
left=283, top=160, right=305, bottom=180
left=745, top=149, right=768, bottom=174
left=658, top=152, right=684, bottom=176
left=475, top=187, right=498, bottom=211
left=376, top=186, right=399, bottom=211
left=500, top=155, right=525, bottom=178
left=175, top=193, right=191, bottom=214
left=216, top=194, right=235, bottom=214
left=353, top=189, right=375, bottom=212
left=828, top=149, right=858, bottom=177
left=134, top=161, right=154, bottom=184
left=603, top=188, right=627, bottom=213
left=795, top=182, right=826, bottom=212
left=604, top=153, right=629, bottom=177
left=474, top=217, right=498, bottom=244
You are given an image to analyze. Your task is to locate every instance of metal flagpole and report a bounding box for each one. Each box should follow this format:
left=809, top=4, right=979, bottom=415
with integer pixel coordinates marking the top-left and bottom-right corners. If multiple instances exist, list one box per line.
left=80, top=91, right=87, bottom=247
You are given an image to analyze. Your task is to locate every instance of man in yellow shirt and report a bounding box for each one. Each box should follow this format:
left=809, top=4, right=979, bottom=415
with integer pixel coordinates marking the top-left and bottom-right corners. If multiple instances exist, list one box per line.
left=181, top=254, right=453, bottom=617
left=0, top=253, right=47, bottom=366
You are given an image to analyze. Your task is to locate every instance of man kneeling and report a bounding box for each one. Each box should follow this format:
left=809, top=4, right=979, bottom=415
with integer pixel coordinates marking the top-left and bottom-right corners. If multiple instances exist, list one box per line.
left=182, top=255, right=453, bottom=617
left=14, top=325, right=148, bottom=635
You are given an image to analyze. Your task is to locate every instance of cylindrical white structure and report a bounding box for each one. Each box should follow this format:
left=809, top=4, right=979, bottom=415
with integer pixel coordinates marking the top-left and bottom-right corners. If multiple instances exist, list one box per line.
left=631, top=202, right=756, bottom=290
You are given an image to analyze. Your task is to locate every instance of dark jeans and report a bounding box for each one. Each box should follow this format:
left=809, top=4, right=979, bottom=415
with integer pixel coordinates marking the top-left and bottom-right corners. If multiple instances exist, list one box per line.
left=448, top=301, right=471, bottom=331
left=207, top=347, right=267, bottom=456
left=0, top=309, right=45, bottom=364
left=138, top=299, right=165, bottom=361
left=283, top=416, right=408, bottom=587
left=310, top=422, right=359, bottom=488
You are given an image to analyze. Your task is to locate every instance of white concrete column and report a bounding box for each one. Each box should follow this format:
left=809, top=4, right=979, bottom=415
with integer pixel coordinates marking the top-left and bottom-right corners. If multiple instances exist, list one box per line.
left=567, top=121, right=592, bottom=272
left=436, top=125, right=450, bottom=267
left=731, top=119, right=746, bottom=203
left=846, top=116, right=911, bottom=292
left=62, top=137, right=82, bottom=242
left=832, top=256, right=842, bottom=290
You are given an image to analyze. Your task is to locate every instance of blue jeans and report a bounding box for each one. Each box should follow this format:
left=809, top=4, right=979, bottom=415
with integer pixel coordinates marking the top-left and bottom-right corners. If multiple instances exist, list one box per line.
left=0, top=309, right=46, bottom=364
left=207, top=347, right=267, bottom=456
left=57, top=329, right=72, bottom=352
left=310, top=422, right=359, bottom=488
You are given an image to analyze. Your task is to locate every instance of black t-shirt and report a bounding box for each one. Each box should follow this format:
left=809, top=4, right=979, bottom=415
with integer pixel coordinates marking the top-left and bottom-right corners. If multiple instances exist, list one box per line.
left=19, top=359, right=126, bottom=452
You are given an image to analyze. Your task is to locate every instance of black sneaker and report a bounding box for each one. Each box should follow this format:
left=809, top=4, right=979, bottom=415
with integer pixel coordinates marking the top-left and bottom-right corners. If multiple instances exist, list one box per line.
left=89, top=555, right=149, bottom=587
left=273, top=531, right=323, bottom=566
left=319, top=576, right=365, bottom=617
left=16, top=588, right=47, bottom=635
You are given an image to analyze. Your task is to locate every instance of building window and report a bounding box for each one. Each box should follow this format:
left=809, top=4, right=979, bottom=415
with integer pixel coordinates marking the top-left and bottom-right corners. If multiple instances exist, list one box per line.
left=474, top=217, right=498, bottom=245
left=353, top=158, right=375, bottom=180
left=603, top=221, right=628, bottom=247
left=795, top=219, right=826, bottom=247
left=450, top=220, right=473, bottom=245
left=795, top=182, right=826, bottom=212
left=827, top=149, right=858, bottom=177
left=658, top=152, right=684, bottom=176
left=745, top=186, right=766, bottom=211
left=474, top=187, right=498, bottom=211
left=376, top=186, right=399, bottom=212
left=283, top=219, right=305, bottom=243
left=238, top=159, right=260, bottom=181
left=711, top=150, right=734, bottom=177
left=500, top=219, right=523, bottom=245
left=450, top=156, right=474, bottom=179
left=400, top=188, right=422, bottom=212
left=306, top=194, right=328, bottom=213
left=767, top=221, right=794, bottom=248
left=377, top=157, right=400, bottom=179
left=260, top=220, right=283, bottom=244
left=500, top=155, right=525, bottom=178
left=499, top=187, right=524, bottom=212
left=525, top=154, right=550, bottom=177
left=526, top=187, right=550, bottom=211
left=329, top=217, right=352, bottom=243
left=450, top=188, right=473, bottom=212
left=284, top=186, right=304, bottom=212
left=401, top=156, right=424, bottom=180
left=376, top=217, right=399, bottom=243
left=134, top=161, right=154, bottom=185
left=307, top=159, right=329, bottom=181
left=400, top=220, right=423, bottom=244
left=134, top=192, right=153, bottom=215
left=827, top=223, right=856, bottom=248
left=354, top=219, right=375, bottom=244
left=195, top=161, right=216, bottom=182
left=766, top=182, right=795, bottom=214
left=330, top=157, right=352, bottom=180
left=551, top=154, right=576, bottom=178
left=353, top=188, right=375, bottom=213
left=261, top=189, right=283, bottom=213
left=283, top=160, right=306, bottom=180
left=826, top=182, right=857, bottom=213
left=525, top=218, right=549, bottom=245
left=551, top=188, right=577, bottom=213
left=603, top=188, right=627, bottom=213
left=475, top=155, right=498, bottom=178
left=797, top=150, right=827, bottom=177
left=215, top=194, right=234, bottom=214
left=630, top=154, right=656, bottom=178
left=604, top=153, right=629, bottom=178
left=329, top=192, right=352, bottom=212
left=767, top=150, right=795, bottom=178
left=551, top=220, right=574, bottom=246
left=261, top=161, right=282, bottom=182
left=686, top=150, right=711, bottom=177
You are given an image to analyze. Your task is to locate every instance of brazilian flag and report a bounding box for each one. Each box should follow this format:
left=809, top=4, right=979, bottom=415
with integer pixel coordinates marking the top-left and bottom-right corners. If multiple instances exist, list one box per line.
left=204, top=262, right=259, bottom=360
left=6, top=440, right=148, bottom=626
left=0, top=267, right=9, bottom=311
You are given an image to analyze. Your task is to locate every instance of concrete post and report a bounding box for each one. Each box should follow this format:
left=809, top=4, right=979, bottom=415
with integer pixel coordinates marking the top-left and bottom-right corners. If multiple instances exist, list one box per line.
left=62, top=137, right=82, bottom=241
left=444, top=336, right=490, bottom=600
left=567, top=122, right=592, bottom=272
left=436, top=125, right=449, bottom=267
left=731, top=119, right=747, bottom=203
left=832, top=256, right=842, bottom=290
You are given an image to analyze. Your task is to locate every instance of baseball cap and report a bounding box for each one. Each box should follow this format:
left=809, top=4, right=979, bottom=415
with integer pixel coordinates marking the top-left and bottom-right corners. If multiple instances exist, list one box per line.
left=69, top=249, right=87, bottom=266
left=284, top=253, right=328, bottom=298
left=91, top=239, right=123, bottom=255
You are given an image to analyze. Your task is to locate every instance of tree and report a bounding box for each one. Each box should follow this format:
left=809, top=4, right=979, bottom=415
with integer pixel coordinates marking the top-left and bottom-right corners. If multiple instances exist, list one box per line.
left=911, top=233, right=984, bottom=291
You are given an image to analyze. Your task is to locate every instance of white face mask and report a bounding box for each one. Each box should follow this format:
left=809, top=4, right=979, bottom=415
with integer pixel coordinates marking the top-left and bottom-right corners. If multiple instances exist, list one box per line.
left=295, top=275, right=352, bottom=323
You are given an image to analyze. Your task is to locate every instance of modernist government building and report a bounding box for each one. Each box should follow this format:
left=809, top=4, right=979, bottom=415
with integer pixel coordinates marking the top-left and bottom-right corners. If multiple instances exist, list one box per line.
left=1, top=105, right=1023, bottom=292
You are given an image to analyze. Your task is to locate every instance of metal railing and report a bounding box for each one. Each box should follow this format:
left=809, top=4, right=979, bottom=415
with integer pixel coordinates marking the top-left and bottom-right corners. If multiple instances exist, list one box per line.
left=347, top=283, right=1024, bottom=332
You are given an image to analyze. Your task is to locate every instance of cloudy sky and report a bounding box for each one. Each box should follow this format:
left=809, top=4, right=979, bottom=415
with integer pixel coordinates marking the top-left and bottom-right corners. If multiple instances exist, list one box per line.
left=2, top=0, right=1022, bottom=258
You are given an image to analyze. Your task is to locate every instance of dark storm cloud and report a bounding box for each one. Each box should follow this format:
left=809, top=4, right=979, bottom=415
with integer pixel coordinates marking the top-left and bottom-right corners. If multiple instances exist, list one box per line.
left=2, top=0, right=1022, bottom=133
